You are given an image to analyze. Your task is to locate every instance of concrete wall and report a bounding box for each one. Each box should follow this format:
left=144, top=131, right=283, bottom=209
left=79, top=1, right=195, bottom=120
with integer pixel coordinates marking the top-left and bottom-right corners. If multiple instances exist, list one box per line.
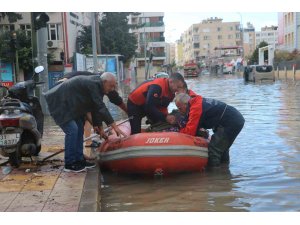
left=276, top=68, right=300, bottom=80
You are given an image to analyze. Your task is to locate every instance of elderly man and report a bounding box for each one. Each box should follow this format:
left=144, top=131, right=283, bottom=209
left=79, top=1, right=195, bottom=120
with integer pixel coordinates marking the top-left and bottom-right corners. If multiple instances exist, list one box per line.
left=59, top=71, right=127, bottom=113
left=127, top=72, right=185, bottom=134
left=44, top=72, right=127, bottom=172
left=174, top=93, right=245, bottom=167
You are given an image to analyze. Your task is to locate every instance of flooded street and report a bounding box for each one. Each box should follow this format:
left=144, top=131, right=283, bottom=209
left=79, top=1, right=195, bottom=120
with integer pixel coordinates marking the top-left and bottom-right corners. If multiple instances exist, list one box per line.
left=101, top=74, right=300, bottom=212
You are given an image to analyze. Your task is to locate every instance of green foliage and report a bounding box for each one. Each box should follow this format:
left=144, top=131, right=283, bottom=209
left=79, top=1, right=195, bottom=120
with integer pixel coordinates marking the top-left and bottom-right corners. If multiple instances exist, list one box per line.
left=249, top=41, right=269, bottom=64
left=0, top=30, right=32, bottom=71
left=274, top=49, right=300, bottom=62
left=77, top=12, right=138, bottom=63
left=77, top=26, right=92, bottom=55
left=0, top=12, right=22, bottom=23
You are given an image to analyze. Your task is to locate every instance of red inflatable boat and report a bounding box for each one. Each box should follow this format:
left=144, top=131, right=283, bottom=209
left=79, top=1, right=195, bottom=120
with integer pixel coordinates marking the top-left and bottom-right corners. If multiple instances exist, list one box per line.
left=98, top=121, right=209, bottom=175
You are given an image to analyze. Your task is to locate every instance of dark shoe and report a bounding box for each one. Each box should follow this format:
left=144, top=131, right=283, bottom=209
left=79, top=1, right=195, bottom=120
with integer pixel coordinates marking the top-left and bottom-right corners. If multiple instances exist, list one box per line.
left=64, top=162, right=86, bottom=173
left=80, top=160, right=96, bottom=169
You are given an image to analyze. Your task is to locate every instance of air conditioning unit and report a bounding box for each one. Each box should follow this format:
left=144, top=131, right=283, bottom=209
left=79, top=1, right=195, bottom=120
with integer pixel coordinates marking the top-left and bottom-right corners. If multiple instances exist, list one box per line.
left=47, top=40, right=58, bottom=48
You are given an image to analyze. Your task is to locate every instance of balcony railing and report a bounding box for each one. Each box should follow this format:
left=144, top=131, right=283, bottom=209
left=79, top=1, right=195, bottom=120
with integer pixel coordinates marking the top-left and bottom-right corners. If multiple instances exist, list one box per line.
left=143, top=21, right=164, bottom=27
left=136, top=52, right=166, bottom=58
left=139, top=37, right=165, bottom=43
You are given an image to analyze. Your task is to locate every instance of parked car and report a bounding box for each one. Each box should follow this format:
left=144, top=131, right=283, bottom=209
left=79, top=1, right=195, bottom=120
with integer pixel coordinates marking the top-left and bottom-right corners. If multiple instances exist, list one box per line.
left=223, top=63, right=234, bottom=74
left=244, top=65, right=275, bottom=82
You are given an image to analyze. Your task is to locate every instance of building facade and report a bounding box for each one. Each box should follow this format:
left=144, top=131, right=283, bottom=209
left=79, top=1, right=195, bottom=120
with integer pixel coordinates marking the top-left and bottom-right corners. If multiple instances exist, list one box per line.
left=128, top=12, right=166, bottom=81
left=180, top=17, right=241, bottom=63
left=165, top=42, right=176, bottom=65
left=277, top=12, right=300, bottom=52
left=0, top=12, right=91, bottom=70
left=243, top=22, right=256, bottom=59
left=175, top=39, right=184, bottom=67
left=255, top=25, right=278, bottom=48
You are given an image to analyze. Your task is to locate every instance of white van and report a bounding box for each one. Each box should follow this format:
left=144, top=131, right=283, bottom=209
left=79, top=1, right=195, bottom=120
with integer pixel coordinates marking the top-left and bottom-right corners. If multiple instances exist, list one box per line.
left=245, top=65, right=275, bottom=82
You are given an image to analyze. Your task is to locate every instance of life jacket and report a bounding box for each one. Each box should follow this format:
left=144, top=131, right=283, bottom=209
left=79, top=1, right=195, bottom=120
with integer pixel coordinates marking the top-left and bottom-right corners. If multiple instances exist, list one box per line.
left=128, top=78, right=174, bottom=107
left=187, top=89, right=197, bottom=97
left=179, top=95, right=203, bottom=136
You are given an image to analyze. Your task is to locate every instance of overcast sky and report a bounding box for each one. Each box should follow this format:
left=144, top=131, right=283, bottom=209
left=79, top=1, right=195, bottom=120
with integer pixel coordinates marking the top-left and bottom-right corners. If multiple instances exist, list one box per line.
left=164, top=12, right=278, bottom=43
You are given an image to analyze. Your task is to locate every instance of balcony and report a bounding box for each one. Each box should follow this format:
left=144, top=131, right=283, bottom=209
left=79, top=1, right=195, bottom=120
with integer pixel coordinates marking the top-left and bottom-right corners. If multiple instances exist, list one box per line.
left=135, top=52, right=166, bottom=58
left=143, top=21, right=165, bottom=27
left=140, top=37, right=165, bottom=43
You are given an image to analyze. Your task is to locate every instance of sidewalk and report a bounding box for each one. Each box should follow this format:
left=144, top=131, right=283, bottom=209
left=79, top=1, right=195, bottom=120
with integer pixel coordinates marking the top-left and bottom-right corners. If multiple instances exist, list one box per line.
left=0, top=117, right=101, bottom=212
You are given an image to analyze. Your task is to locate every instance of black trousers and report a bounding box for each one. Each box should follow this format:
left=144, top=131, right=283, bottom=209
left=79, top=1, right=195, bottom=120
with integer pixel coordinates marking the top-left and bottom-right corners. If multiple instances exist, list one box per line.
left=208, top=105, right=245, bottom=167
left=127, top=99, right=146, bottom=134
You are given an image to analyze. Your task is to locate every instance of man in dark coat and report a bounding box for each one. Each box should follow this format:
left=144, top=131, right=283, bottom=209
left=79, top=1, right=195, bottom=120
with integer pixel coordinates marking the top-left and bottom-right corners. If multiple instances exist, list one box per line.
left=44, top=72, right=126, bottom=172
left=60, top=71, right=127, bottom=113
left=174, top=93, right=245, bottom=168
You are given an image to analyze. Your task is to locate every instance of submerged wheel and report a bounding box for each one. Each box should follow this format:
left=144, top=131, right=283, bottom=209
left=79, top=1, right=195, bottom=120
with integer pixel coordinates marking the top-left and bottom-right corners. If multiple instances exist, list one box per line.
left=9, top=151, right=21, bottom=168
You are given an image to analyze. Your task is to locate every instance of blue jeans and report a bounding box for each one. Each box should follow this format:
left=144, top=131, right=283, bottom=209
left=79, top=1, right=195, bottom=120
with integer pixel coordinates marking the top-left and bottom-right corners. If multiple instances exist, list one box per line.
left=59, top=117, right=84, bottom=165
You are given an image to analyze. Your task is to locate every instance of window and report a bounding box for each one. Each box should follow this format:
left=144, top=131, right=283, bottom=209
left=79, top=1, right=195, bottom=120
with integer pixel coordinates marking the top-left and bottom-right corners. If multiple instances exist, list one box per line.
left=193, top=43, right=200, bottom=48
left=229, top=26, right=233, bottom=31
left=20, top=24, right=31, bottom=36
left=47, top=24, right=62, bottom=40
left=70, top=12, right=79, bottom=19
left=203, top=35, right=209, bottom=40
left=193, top=35, right=200, bottom=42
left=236, top=33, right=240, bottom=39
left=218, top=35, right=222, bottom=40
left=217, top=27, right=221, bottom=32
left=228, top=34, right=233, bottom=39
left=0, top=24, right=15, bottom=32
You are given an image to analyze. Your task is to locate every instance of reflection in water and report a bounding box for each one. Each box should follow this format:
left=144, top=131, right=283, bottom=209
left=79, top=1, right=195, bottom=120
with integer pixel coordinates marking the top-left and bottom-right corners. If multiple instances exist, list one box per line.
left=101, top=75, right=300, bottom=212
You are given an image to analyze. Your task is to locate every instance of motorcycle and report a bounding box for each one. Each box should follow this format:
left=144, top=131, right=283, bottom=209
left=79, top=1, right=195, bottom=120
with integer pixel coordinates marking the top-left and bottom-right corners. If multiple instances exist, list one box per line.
left=0, top=66, right=45, bottom=167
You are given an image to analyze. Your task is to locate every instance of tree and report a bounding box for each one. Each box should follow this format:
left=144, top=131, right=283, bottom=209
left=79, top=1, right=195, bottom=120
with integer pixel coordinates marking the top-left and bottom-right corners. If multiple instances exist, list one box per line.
left=77, top=12, right=138, bottom=63
left=249, top=41, right=269, bottom=64
left=0, top=30, right=33, bottom=79
left=0, top=12, right=22, bottom=23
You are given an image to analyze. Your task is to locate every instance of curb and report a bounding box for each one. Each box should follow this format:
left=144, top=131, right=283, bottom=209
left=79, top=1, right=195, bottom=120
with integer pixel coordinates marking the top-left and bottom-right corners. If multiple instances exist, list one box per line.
left=78, top=163, right=101, bottom=212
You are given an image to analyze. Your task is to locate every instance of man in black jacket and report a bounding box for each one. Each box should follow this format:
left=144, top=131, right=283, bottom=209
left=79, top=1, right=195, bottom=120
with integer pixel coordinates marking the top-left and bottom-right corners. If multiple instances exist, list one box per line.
left=44, top=72, right=127, bottom=172
left=60, top=71, right=128, bottom=150
left=60, top=71, right=127, bottom=113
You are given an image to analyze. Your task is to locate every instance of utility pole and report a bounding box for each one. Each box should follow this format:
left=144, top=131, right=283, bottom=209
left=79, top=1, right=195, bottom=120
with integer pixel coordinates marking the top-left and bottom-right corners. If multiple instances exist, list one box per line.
left=91, top=12, right=98, bottom=73
left=36, top=27, right=49, bottom=114
left=95, top=12, right=101, bottom=54
left=11, top=32, right=19, bottom=83
left=31, top=12, right=49, bottom=114
left=30, top=13, right=38, bottom=69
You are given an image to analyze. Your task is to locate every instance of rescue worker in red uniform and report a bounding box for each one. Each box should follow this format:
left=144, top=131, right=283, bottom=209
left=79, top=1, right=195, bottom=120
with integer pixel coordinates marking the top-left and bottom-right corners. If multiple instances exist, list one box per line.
left=174, top=92, right=245, bottom=167
left=127, top=73, right=185, bottom=134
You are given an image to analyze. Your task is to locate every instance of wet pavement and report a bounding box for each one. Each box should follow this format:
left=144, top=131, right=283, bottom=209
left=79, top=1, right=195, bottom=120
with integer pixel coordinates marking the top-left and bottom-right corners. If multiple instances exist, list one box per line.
left=101, top=73, right=300, bottom=212
left=0, top=116, right=100, bottom=212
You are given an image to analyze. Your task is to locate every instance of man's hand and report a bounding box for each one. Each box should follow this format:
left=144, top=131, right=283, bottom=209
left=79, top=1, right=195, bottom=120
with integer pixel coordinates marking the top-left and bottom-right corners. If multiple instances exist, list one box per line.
left=110, top=122, right=127, bottom=138
left=166, top=115, right=176, bottom=125
left=93, top=126, right=108, bottom=140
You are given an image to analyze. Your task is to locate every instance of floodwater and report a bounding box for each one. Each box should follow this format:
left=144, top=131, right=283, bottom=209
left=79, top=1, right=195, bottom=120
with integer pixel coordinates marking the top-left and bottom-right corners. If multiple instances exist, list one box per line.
left=101, top=74, right=300, bottom=212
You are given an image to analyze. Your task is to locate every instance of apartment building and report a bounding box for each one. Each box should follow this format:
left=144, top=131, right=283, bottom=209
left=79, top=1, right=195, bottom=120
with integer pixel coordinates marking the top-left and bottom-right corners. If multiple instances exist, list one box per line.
left=0, top=12, right=91, bottom=69
left=278, top=12, right=300, bottom=51
left=255, top=25, right=278, bottom=48
left=165, top=42, right=176, bottom=65
left=128, top=12, right=166, bottom=80
left=180, top=17, right=241, bottom=63
left=175, top=39, right=184, bottom=67
left=243, top=22, right=256, bottom=59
